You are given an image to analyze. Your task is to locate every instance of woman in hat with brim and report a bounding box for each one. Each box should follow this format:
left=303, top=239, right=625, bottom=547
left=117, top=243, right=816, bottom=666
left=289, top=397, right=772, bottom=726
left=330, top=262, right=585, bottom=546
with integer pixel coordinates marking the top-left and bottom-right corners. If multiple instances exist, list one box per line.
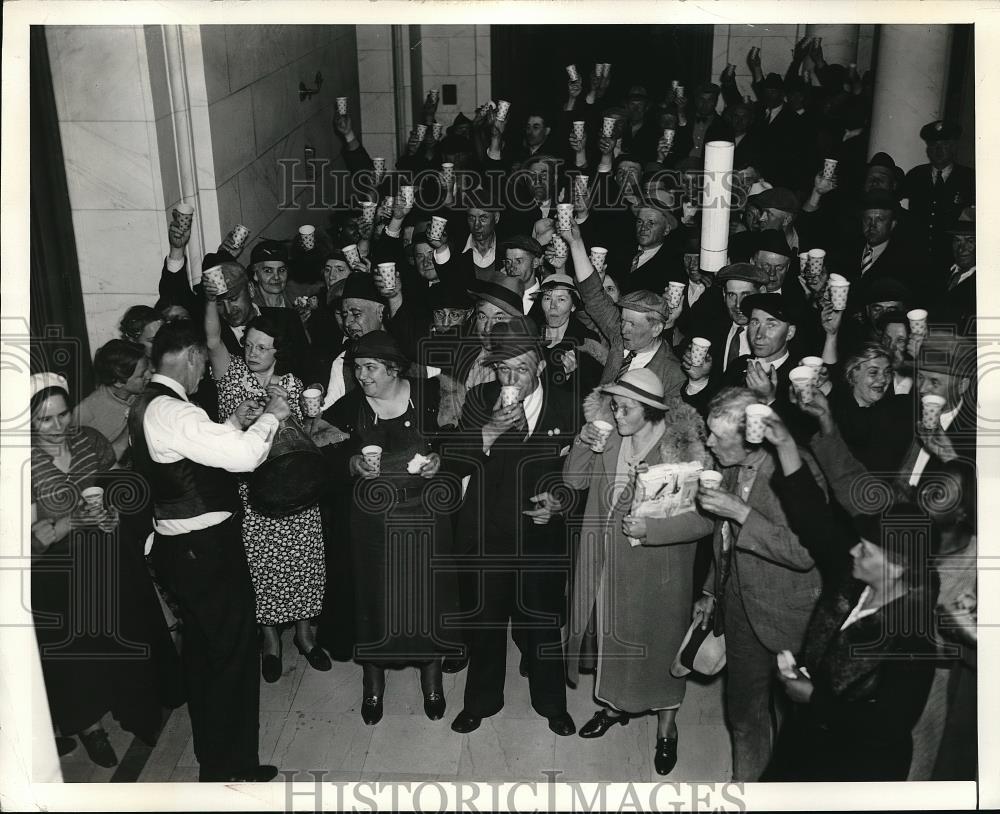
left=532, top=273, right=605, bottom=396
left=324, top=330, right=460, bottom=726
left=29, top=373, right=175, bottom=767
left=563, top=368, right=715, bottom=776
left=758, top=408, right=937, bottom=781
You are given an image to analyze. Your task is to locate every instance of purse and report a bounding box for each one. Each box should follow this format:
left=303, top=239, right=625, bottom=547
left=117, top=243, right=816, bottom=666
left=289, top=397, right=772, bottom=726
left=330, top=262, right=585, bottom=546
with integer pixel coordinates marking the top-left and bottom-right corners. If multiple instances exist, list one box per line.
left=670, top=613, right=726, bottom=678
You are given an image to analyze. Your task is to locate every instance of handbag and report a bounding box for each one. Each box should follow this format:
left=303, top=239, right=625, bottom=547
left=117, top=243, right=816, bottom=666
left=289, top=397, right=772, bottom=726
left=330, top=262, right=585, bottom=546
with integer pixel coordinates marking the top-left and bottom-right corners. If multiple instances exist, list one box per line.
left=670, top=612, right=726, bottom=678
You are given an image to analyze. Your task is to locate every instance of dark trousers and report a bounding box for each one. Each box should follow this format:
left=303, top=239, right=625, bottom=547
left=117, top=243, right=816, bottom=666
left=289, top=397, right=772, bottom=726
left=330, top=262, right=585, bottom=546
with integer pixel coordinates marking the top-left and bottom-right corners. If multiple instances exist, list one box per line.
left=151, top=516, right=259, bottom=779
left=462, top=567, right=567, bottom=719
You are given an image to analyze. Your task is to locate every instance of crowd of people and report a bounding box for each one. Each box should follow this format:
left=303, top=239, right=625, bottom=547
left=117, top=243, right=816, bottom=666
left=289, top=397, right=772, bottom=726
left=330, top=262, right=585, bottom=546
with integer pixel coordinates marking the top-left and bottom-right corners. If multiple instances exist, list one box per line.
left=29, top=36, right=977, bottom=784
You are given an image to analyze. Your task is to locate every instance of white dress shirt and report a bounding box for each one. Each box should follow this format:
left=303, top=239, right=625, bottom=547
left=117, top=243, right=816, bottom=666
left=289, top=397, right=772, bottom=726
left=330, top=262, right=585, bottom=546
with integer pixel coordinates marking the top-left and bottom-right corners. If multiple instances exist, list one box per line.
left=861, top=239, right=889, bottom=274
left=723, top=321, right=752, bottom=372
left=323, top=351, right=349, bottom=410
left=893, top=371, right=913, bottom=395
left=949, top=263, right=975, bottom=290
left=142, top=374, right=278, bottom=535
left=522, top=380, right=544, bottom=436
left=686, top=280, right=707, bottom=307
left=766, top=103, right=784, bottom=124
left=522, top=280, right=541, bottom=315
left=433, top=234, right=496, bottom=269
left=632, top=243, right=663, bottom=270
left=909, top=399, right=962, bottom=486
left=622, top=343, right=660, bottom=376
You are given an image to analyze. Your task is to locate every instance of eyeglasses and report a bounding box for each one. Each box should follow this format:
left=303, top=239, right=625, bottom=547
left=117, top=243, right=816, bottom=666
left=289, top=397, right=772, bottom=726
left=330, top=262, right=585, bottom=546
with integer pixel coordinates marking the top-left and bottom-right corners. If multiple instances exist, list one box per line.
left=244, top=342, right=275, bottom=354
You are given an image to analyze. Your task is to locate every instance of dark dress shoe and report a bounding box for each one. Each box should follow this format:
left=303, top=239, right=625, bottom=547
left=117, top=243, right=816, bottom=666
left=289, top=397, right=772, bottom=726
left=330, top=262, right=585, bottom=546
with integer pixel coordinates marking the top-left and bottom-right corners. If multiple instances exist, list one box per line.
left=361, top=695, right=383, bottom=725
left=224, top=764, right=279, bottom=782
left=80, top=728, right=118, bottom=768
left=654, top=735, right=678, bottom=776
left=423, top=692, right=446, bottom=721
left=261, top=654, right=282, bottom=683
left=442, top=655, right=468, bottom=674
left=579, top=709, right=630, bottom=738
left=547, top=712, right=576, bottom=737
left=294, top=637, right=332, bottom=672
left=450, top=710, right=482, bottom=733
left=56, top=736, right=77, bottom=757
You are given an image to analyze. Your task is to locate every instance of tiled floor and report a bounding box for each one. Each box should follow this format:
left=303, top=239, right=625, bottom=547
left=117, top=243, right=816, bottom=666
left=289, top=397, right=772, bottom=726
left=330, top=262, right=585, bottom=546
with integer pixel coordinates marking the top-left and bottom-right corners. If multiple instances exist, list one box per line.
left=61, top=628, right=733, bottom=783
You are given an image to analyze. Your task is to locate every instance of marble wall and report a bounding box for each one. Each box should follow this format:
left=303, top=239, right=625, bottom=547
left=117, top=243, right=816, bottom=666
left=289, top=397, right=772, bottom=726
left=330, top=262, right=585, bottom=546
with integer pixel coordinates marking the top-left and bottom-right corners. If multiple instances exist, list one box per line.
left=45, top=25, right=171, bottom=355
left=357, top=26, right=399, bottom=171
left=415, top=24, right=491, bottom=130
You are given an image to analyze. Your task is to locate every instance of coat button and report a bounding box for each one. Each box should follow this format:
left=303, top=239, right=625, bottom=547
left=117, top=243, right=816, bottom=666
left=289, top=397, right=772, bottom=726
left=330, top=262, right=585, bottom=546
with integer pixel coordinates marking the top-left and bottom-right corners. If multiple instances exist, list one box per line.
left=554, top=427, right=561, bottom=435
left=547, top=429, right=554, bottom=436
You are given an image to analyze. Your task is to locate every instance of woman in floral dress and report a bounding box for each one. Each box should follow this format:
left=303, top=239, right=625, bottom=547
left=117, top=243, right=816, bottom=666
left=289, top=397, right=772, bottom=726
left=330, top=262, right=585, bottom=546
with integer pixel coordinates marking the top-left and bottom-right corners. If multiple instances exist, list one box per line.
left=203, top=276, right=330, bottom=681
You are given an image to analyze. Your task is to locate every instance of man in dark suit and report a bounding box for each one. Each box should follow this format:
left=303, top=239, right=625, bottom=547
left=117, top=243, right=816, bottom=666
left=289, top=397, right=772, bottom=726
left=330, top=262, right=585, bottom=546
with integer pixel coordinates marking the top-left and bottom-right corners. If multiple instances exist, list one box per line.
left=449, top=317, right=578, bottom=737
left=933, top=207, right=976, bottom=329
left=692, top=385, right=824, bottom=781
left=619, top=85, right=660, bottom=166
left=749, top=71, right=808, bottom=190
left=751, top=229, right=822, bottom=358
left=613, top=193, right=688, bottom=296
left=682, top=82, right=735, bottom=161
left=318, top=274, right=385, bottom=411
left=902, top=120, right=975, bottom=266
left=429, top=191, right=503, bottom=287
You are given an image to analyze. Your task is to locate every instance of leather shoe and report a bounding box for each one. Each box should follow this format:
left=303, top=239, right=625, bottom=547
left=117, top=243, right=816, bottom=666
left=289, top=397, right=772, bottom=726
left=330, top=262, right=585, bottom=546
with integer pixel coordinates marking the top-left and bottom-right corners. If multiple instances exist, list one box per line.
left=80, top=728, right=118, bottom=768
left=423, top=692, right=446, bottom=721
left=654, top=735, right=678, bottom=776
left=547, top=712, right=576, bottom=737
left=56, top=736, right=77, bottom=757
left=225, top=764, right=279, bottom=782
left=261, top=653, right=282, bottom=683
left=442, top=654, right=468, bottom=674
left=361, top=695, right=383, bottom=726
left=450, top=710, right=482, bottom=733
left=294, top=637, right=332, bottom=672
left=579, top=709, right=629, bottom=738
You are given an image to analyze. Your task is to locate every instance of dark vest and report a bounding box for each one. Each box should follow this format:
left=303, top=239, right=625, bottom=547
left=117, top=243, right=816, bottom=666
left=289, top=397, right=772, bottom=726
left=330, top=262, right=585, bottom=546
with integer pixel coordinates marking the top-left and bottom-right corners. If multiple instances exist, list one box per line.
left=128, top=381, right=239, bottom=521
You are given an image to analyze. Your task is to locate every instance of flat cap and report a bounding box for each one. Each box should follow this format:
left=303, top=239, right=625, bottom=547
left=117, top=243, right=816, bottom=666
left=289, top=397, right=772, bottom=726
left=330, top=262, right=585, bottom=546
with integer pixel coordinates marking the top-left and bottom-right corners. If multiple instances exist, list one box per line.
left=498, top=234, right=544, bottom=258
left=469, top=279, right=524, bottom=317
left=748, top=186, right=800, bottom=214
left=754, top=228, right=793, bottom=259
left=618, top=289, right=669, bottom=320
left=920, top=120, right=962, bottom=142
left=739, top=291, right=802, bottom=325
left=716, top=261, right=768, bottom=286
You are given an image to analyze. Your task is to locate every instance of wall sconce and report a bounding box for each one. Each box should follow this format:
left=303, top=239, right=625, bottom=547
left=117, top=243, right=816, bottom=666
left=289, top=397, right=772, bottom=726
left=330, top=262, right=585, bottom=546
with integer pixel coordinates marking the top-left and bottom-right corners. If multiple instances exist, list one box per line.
left=299, top=72, right=323, bottom=102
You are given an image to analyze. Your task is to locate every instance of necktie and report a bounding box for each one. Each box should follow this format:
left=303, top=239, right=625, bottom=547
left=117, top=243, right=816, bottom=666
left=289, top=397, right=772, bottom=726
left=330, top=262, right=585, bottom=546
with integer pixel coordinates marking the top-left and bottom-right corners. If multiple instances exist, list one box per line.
left=860, top=244, right=874, bottom=275
left=617, top=350, right=636, bottom=380
left=631, top=251, right=643, bottom=272
left=725, top=326, right=744, bottom=370
left=933, top=169, right=941, bottom=187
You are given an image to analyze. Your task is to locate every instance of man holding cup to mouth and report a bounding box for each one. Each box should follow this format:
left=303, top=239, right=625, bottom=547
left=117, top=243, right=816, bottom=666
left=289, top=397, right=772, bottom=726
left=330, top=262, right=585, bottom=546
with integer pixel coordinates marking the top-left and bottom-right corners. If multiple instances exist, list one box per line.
left=449, top=317, right=578, bottom=738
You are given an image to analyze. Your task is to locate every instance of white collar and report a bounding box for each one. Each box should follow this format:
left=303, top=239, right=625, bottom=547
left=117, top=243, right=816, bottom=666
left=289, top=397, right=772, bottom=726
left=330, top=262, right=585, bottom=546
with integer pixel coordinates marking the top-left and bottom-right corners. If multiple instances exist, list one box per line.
left=150, top=373, right=189, bottom=401
left=752, top=349, right=790, bottom=371
left=522, top=380, right=544, bottom=435
left=630, top=342, right=661, bottom=369
left=941, top=399, right=963, bottom=429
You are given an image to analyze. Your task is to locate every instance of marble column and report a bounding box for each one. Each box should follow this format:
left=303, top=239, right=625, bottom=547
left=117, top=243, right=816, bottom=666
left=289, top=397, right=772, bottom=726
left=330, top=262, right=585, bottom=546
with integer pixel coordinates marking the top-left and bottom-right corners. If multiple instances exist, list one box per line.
left=804, top=24, right=860, bottom=68
left=868, top=25, right=954, bottom=173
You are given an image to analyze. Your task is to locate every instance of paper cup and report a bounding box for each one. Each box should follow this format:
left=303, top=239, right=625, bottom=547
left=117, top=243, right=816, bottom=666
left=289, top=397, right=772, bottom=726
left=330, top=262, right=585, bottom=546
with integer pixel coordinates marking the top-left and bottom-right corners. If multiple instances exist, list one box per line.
left=676, top=84, right=686, bottom=98
left=549, top=235, right=569, bottom=259
left=380, top=196, right=395, bottom=218
left=500, top=385, right=520, bottom=408
left=361, top=445, right=382, bottom=473
left=665, top=281, right=685, bottom=310
left=601, top=116, right=616, bottom=138
left=566, top=64, right=579, bottom=82
left=744, top=404, right=772, bottom=444
left=556, top=203, right=575, bottom=231
left=807, top=247, right=826, bottom=276
left=441, top=162, right=454, bottom=184
left=173, top=203, right=194, bottom=229
left=698, top=470, right=723, bottom=490
left=662, top=128, right=676, bottom=150
left=415, top=124, right=428, bottom=140
left=342, top=244, right=362, bottom=266
left=231, top=224, right=249, bottom=250
left=375, top=262, right=397, bottom=292
left=671, top=80, right=680, bottom=90
left=400, top=185, right=415, bottom=208
left=298, top=224, right=316, bottom=250
left=575, top=174, right=589, bottom=194
left=600, top=63, right=612, bottom=77
left=372, top=157, right=386, bottom=180
left=428, top=215, right=448, bottom=241
left=572, top=121, right=586, bottom=140
left=432, top=122, right=444, bottom=140
left=790, top=366, right=817, bottom=404
left=907, top=309, right=928, bottom=336
left=800, top=356, right=823, bottom=374
left=336, top=96, right=349, bottom=115
left=690, top=337, right=711, bottom=366
left=591, top=419, right=614, bottom=453
left=301, top=387, right=323, bottom=418
left=360, top=201, right=377, bottom=223
left=827, top=273, right=850, bottom=311
left=821, top=158, right=838, bottom=180
left=81, top=486, right=104, bottom=509
left=921, top=394, right=947, bottom=429
left=495, top=100, right=511, bottom=121
left=202, top=264, right=228, bottom=295
left=429, top=88, right=440, bottom=104
left=589, top=247, right=608, bottom=272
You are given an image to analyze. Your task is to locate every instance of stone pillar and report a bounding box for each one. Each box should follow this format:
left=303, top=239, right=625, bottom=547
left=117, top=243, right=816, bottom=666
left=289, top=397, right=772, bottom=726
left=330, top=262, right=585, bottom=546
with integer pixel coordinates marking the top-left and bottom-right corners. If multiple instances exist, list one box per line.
left=804, top=24, right=860, bottom=68
left=868, top=25, right=954, bottom=173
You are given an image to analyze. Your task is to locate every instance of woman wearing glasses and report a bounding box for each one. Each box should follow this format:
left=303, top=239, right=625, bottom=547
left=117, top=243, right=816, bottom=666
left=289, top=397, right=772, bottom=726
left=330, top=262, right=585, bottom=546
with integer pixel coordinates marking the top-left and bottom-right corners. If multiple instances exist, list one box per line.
left=203, top=277, right=331, bottom=682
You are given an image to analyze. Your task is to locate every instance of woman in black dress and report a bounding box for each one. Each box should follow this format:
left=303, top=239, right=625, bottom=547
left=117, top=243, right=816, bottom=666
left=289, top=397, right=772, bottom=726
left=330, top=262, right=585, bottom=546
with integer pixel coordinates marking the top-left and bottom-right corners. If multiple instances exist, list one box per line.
left=29, top=373, right=173, bottom=767
left=324, top=331, right=460, bottom=725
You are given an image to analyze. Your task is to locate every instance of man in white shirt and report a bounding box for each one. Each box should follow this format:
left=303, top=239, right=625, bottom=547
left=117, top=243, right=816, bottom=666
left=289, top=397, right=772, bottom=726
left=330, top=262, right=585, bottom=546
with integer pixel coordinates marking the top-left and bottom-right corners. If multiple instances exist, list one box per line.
left=497, top=235, right=545, bottom=316
left=321, top=274, right=385, bottom=410
left=128, top=320, right=288, bottom=783
left=429, top=205, right=501, bottom=285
